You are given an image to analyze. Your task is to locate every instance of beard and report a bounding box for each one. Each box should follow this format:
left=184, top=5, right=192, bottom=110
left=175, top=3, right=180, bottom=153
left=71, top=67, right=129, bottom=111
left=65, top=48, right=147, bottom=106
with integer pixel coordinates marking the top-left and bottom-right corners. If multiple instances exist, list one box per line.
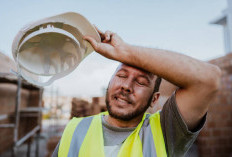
left=105, top=88, right=153, bottom=121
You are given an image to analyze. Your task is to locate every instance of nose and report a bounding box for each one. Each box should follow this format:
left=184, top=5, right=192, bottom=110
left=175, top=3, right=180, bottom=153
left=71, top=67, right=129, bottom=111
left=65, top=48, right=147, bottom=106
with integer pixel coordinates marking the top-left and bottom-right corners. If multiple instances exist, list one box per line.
left=121, top=79, right=133, bottom=93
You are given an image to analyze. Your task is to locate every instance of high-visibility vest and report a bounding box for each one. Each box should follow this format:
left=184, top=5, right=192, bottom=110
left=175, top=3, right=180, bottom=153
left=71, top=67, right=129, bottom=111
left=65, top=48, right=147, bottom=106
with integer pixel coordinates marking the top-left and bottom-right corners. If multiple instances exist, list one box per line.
left=58, top=111, right=167, bottom=157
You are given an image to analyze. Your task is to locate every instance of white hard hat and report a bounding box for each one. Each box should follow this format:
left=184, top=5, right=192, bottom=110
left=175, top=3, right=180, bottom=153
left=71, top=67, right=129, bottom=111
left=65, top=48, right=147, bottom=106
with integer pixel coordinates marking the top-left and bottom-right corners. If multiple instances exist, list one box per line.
left=12, top=12, right=100, bottom=86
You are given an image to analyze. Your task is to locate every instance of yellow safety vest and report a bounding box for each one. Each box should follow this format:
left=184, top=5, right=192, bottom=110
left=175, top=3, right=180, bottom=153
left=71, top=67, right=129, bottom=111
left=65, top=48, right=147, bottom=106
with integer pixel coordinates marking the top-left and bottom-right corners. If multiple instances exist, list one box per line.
left=58, top=111, right=167, bottom=157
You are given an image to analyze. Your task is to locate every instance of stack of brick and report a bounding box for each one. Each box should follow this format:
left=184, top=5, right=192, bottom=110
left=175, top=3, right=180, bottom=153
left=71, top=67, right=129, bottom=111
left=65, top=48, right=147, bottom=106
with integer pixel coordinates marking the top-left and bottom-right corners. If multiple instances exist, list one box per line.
left=0, top=52, right=43, bottom=154
left=70, top=98, right=92, bottom=118
left=197, top=53, right=232, bottom=157
left=70, top=96, right=108, bottom=119
left=92, top=97, right=107, bottom=113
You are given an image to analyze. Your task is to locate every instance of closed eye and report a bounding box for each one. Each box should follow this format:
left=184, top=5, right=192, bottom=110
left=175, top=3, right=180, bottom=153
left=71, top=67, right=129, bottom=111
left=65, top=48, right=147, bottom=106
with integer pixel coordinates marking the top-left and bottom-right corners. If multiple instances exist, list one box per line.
left=136, top=77, right=149, bottom=86
left=136, top=81, right=146, bottom=86
left=116, top=70, right=128, bottom=78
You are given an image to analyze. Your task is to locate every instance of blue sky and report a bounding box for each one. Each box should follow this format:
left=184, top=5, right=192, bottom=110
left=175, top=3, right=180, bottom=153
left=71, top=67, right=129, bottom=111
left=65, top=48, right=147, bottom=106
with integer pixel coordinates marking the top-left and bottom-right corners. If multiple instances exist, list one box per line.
left=0, top=0, right=227, bottom=96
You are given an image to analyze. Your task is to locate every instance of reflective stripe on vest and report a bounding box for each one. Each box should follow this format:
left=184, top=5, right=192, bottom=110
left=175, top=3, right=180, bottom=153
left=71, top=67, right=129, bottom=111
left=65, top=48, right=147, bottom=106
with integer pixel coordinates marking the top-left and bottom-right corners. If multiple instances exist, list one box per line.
left=58, top=111, right=167, bottom=157
left=58, top=117, right=83, bottom=157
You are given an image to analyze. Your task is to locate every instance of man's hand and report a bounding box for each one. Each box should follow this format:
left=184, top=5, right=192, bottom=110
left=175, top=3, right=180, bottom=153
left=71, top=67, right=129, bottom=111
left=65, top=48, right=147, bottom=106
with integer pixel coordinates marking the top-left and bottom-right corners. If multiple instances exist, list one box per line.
left=83, top=27, right=128, bottom=62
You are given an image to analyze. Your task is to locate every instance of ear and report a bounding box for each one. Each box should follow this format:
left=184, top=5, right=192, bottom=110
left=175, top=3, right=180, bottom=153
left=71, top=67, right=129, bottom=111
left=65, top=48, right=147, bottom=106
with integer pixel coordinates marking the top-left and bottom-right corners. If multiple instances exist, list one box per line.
left=150, top=92, right=160, bottom=108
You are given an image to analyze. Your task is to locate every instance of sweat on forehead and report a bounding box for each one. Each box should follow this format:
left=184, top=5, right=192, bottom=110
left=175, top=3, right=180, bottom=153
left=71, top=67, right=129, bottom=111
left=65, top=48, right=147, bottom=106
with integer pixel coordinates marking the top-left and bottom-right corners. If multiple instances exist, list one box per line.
left=115, top=63, right=155, bottom=79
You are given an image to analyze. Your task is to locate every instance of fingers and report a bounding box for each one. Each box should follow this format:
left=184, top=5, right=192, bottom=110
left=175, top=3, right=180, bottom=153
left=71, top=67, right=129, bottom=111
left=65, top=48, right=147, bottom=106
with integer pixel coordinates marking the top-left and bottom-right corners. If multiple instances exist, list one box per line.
left=104, top=31, right=112, bottom=41
left=83, top=35, right=114, bottom=58
left=102, top=31, right=116, bottom=44
left=83, top=35, right=99, bottom=51
left=93, top=25, right=105, bottom=41
left=93, top=25, right=115, bottom=43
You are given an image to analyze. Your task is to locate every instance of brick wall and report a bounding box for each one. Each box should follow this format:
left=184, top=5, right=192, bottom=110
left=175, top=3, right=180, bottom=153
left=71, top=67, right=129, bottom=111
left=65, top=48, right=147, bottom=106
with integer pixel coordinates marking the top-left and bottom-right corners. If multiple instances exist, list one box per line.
left=197, top=53, right=232, bottom=157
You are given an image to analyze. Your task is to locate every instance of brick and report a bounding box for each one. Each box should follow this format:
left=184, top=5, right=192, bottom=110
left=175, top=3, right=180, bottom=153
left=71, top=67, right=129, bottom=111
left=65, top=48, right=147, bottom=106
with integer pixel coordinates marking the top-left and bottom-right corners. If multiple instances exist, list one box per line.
left=207, top=121, right=216, bottom=128
left=212, top=129, right=221, bottom=136
left=199, top=147, right=213, bottom=155
left=221, top=112, right=230, bottom=120
left=199, top=130, right=212, bottom=137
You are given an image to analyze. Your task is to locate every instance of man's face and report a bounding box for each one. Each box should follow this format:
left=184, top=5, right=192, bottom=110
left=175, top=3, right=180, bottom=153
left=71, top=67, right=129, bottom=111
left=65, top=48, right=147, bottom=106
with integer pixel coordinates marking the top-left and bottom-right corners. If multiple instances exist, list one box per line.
left=106, top=64, right=156, bottom=121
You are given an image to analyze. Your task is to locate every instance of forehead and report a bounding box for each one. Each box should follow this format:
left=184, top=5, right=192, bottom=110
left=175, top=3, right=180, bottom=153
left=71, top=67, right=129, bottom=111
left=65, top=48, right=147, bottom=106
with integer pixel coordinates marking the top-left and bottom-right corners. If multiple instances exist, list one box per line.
left=115, top=64, right=155, bottom=80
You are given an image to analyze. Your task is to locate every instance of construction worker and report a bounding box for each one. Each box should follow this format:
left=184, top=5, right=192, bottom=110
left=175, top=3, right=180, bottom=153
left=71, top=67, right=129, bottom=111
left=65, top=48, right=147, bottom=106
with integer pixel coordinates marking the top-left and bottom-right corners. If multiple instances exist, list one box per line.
left=52, top=27, right=221, bottom=157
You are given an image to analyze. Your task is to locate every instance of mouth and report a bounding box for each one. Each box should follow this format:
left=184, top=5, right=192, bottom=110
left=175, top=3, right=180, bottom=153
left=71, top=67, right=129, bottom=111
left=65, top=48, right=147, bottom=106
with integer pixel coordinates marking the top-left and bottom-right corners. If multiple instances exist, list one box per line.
left=114, top=96, right=132, bottom=104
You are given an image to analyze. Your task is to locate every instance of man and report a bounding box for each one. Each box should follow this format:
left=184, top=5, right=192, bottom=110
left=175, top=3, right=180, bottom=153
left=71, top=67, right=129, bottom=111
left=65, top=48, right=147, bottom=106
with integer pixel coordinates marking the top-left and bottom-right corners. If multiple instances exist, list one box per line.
left=53, top=28, right=221, bottom=157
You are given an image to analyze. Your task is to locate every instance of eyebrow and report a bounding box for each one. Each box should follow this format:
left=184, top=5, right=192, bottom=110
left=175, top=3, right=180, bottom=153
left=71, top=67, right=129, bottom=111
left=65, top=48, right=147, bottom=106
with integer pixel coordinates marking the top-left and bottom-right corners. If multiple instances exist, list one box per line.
left=117, top=68, right=128, bottom=73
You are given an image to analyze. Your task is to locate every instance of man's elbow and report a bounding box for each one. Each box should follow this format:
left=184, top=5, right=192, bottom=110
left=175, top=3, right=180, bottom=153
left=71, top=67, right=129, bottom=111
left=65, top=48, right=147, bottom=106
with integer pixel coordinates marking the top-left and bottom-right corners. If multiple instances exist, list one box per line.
left=206, top=65, right=222, bottom=94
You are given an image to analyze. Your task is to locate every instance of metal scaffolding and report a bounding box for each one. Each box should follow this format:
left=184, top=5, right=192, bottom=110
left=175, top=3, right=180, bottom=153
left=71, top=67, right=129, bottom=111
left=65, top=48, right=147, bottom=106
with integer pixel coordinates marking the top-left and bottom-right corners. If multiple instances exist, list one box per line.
left=0, top=72, right=43, bottom=157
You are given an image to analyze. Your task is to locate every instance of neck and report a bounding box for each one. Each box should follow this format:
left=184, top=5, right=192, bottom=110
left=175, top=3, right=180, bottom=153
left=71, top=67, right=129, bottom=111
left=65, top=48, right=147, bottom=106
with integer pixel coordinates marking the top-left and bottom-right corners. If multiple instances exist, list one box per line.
left=104, top=114, right=144, bottom=128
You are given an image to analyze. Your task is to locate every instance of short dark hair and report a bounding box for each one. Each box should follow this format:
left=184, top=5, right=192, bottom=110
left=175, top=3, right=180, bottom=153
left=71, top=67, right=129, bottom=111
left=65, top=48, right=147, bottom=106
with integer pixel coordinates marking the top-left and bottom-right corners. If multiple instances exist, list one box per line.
left=153, top=76, right=162, bottom=93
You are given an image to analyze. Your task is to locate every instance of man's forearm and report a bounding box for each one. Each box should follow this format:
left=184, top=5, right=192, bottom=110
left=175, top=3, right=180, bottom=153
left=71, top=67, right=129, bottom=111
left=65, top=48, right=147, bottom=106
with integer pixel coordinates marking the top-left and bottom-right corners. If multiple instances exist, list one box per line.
left=119, top=44, right=221, bottom=90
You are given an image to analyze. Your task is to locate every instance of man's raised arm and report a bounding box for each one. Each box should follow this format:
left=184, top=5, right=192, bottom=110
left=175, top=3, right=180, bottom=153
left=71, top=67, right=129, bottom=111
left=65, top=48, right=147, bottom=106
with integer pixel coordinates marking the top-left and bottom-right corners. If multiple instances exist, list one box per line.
left=83, top=29, right=221, bottom=130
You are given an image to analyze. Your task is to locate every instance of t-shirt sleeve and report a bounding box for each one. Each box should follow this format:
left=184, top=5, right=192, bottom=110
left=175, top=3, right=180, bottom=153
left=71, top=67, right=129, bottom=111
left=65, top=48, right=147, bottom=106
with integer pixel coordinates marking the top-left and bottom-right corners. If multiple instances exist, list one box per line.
left=160, top=91, right=206, bottom=157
